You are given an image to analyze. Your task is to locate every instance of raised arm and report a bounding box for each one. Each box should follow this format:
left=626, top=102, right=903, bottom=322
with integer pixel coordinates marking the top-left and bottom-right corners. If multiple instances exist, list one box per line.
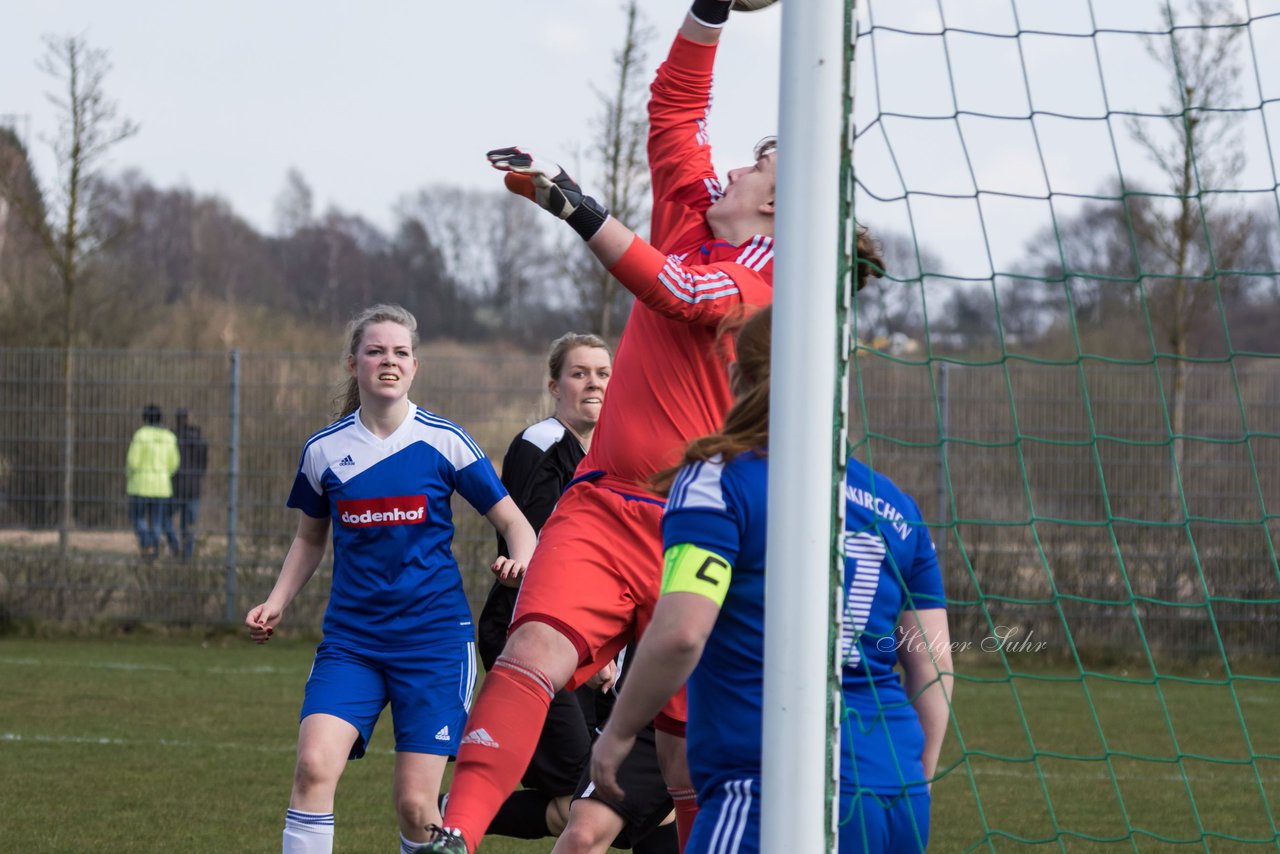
left=646, top=7, right=725, bottom=249
left=487, top=149, right=769, bottom=325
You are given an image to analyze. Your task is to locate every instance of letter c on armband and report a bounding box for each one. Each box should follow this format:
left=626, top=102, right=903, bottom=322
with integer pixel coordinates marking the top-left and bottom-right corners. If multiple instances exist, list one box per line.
left=661, top=543, right=734, bottom=607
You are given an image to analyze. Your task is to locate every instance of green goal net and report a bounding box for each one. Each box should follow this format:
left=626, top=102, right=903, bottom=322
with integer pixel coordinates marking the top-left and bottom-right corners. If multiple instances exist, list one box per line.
left=843, top=1, right=1279, bottom=849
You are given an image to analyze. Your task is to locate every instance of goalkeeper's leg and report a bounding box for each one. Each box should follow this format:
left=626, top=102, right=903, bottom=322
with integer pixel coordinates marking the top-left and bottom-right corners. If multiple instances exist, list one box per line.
left=440, top=624, right=575, bottom=850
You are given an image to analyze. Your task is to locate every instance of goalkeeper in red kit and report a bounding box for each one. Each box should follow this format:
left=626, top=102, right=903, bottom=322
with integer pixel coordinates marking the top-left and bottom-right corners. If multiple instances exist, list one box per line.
left=423, top=2, right=779, bottom=850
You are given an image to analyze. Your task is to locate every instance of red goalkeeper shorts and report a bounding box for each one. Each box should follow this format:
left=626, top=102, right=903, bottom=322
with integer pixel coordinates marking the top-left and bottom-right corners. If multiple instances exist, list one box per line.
left=511, top=474, right=687, bottom=731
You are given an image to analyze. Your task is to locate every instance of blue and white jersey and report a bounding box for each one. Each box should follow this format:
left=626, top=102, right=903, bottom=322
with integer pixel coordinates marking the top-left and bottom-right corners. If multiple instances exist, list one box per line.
left=839, top=456, right=944, bottom=797
left=661, top=451, right=944, bottom=806
left=288, top=403, right=507, bottom=651
left=662, top=450, right=769, bottom=803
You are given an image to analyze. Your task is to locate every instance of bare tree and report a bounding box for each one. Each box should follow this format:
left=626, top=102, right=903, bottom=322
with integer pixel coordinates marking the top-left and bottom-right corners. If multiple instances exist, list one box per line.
left=1013, top=2, right=1262, bottom=508
left=0, top=34, right=138, bottom=551
left=853, top=230, right=940, bottom=343
left=400, top=3, right=652, bottom=342
left=1128, top=0, right=1249, bottom=503
left=274, top=167, right=314, bottom=236
left=564, top=0, right=655, bottom=338
left=400, top=185, right=563, bottom=340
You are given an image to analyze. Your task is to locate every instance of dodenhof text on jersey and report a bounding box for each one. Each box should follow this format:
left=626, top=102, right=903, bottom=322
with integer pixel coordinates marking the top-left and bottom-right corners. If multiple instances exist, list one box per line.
left=337, top=496, right=428, bottom=527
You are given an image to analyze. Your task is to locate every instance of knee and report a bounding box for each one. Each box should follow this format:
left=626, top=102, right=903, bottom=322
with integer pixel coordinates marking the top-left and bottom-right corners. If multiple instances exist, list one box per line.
left=292, top=746, right=341, bottom=795
left=501, top=623, right=578, bottom=688
left=556, top=817, right=608, bottom=853
left=555, top=801, right=621, bottom=854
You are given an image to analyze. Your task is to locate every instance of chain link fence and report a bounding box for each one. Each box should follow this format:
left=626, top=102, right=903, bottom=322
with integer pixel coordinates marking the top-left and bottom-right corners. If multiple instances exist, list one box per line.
left=852, top=356, right=1280, bottom=661
left=1, top=346, right=1276, bottom=657
left=0, top=345, right=549, bottom=630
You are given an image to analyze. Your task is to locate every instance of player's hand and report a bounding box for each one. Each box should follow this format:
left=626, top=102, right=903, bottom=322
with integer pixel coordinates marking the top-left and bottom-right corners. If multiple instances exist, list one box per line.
left=491, top=556, right=526, bottom=588
left=586, top=660, right=619, bottom=694
left=590, top=725, right=636, bottom=802
left=486, top=146, right=609, bottom=240
left=486, top=147, right=581, bottom=217
left=245, top=602, right=281, bottom=644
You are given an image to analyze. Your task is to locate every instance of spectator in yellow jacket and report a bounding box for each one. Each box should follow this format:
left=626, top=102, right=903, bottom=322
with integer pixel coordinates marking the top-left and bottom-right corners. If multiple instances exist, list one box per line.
left=127, top=404, right=180, bottom=560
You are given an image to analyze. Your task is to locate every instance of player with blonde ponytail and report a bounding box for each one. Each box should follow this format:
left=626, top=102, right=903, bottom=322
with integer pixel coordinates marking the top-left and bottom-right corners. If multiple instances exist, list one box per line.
left=247, top=303, right=536, bottom=854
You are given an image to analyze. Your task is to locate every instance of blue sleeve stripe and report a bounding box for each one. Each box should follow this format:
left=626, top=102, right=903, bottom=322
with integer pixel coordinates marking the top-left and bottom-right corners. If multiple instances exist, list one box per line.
left=669, top=458, right=730, bottom=511
left=669, top=460, right=702, bottom=509
left=414, top=409, right=485, bottom=460
left=299, top=415, right=355, bottom=456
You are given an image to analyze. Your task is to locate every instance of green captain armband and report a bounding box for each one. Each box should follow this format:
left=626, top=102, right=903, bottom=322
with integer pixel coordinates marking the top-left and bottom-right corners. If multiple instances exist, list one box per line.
left=662, top=543, right=734, bottom=606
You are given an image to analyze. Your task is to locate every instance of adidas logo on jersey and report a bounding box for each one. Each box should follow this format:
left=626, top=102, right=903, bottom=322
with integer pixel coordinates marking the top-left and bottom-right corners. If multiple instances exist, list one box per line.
left=337, top=454, right=355, bottom=466
left=434, top=725, right=451, bottom=742
left=460, top=728, right=499, bottom=749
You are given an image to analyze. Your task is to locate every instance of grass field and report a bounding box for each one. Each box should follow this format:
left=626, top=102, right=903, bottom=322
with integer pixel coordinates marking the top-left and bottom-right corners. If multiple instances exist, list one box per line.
left=2, top=634, right=1278, bottom=852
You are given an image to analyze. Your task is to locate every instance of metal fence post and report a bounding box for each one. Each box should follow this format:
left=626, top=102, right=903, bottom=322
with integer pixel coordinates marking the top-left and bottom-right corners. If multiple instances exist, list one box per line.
left=225, top=349, right=241, bottom=623
left=937, top=361, right=950, bottom=574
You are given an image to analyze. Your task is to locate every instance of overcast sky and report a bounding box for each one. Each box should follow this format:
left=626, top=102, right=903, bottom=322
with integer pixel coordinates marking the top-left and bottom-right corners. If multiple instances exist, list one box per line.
left=1, top=0, right=781, bottom=236
left=4, top=0, right=1278, bottom=279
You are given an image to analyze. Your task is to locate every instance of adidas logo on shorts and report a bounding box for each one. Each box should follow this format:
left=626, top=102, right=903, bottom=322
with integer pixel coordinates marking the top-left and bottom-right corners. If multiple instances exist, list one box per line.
left=460, top=727, right=499, bottom=749
left=435, top=725, right=451, bottom=742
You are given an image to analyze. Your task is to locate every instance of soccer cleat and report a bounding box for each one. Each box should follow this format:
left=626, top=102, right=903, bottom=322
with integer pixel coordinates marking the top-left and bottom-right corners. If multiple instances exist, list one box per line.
left=417, top=825, right=468, bottom=853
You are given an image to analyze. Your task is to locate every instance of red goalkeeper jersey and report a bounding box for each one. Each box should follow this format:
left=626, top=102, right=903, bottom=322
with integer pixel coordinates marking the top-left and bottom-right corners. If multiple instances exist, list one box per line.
left=583, top=34, right=775, bottom=492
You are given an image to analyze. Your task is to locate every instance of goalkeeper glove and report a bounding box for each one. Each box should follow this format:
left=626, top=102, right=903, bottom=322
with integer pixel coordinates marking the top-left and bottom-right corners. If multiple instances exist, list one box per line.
left=690, top=0, right=733, bottom=27
left=486, top=147, right=609, bottom=241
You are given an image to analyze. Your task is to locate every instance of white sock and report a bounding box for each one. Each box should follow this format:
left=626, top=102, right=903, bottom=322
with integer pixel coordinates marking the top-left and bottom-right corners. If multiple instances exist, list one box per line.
left=400, top=832, right=425, bottom=853
left=283, top=808, right=334, bottom=854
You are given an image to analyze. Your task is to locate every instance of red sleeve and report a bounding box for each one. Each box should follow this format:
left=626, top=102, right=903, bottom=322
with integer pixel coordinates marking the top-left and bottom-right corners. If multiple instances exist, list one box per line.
left=607, top=235, right=773, bottom=326
left=648, top=34, right=721, bottom=252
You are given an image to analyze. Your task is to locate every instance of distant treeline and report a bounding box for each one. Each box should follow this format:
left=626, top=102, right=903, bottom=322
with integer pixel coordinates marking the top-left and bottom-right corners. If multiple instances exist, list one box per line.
left=3, top=126, right=1279, bottom=360
left=1, top=125, right=596, bottom=351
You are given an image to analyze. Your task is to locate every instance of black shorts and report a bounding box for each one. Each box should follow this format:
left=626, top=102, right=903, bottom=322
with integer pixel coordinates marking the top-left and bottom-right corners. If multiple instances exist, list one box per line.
left=521, top=684, right=596, bottom=796
left=477, top=581, right=516, bottom=672
left=574, top=724, right=673, bottom=849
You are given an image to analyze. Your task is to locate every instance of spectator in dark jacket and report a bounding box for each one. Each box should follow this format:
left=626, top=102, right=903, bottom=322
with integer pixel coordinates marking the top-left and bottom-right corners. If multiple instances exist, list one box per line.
left=171, top=408, right=209, bottom=560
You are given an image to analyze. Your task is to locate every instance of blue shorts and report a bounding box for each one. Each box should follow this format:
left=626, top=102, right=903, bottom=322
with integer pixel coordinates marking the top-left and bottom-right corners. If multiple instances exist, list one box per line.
left=300, top=639, right=476, bottom=759
left=687, top=779, right=929, bottom=854
left=688, top=777, right=760, bottom=854
left=838, top=790, right=931, bottom=854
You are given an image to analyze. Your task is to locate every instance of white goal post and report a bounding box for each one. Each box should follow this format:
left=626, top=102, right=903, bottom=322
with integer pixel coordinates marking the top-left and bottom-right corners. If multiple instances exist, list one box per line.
left=762, top=0, right=852, bottom=852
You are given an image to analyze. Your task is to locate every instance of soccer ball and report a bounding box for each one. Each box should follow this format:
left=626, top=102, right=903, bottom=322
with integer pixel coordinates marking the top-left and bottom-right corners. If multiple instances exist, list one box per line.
left=732, top=0, right=779, bottom=10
